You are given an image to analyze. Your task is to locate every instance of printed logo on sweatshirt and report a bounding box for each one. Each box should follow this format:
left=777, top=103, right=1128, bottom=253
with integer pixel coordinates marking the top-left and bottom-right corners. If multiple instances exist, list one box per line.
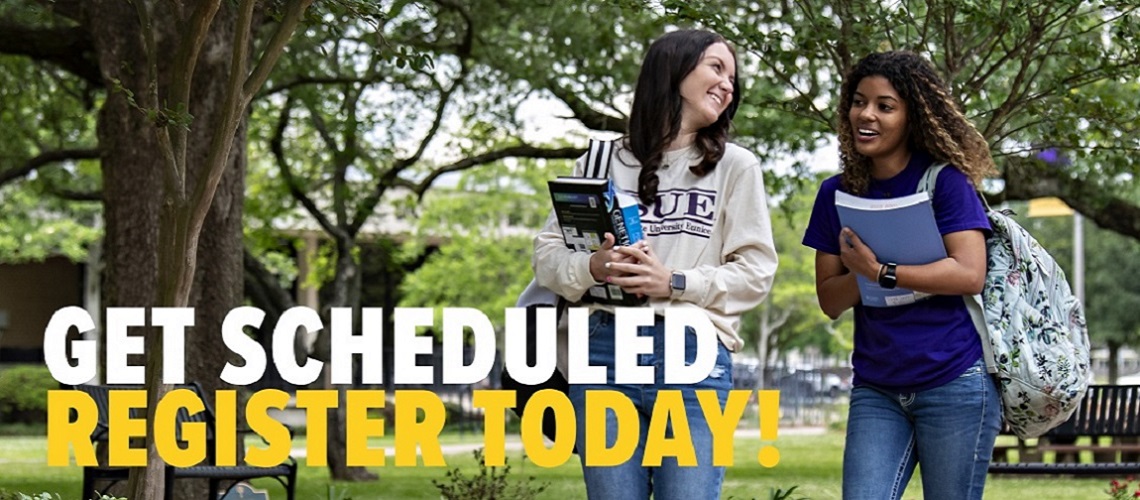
left=634, top=188, right=717, bottom=239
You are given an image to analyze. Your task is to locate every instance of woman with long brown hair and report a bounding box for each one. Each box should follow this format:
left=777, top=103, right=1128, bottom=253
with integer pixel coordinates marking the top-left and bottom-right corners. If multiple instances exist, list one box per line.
left=534, top=29, right=778, bottom=499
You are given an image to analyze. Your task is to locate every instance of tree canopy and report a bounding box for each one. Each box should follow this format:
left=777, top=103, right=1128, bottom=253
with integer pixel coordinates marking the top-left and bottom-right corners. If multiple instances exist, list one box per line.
left=0, top=2, right=1137, bottom=490
left=656, top=0, right=1140, bottom=237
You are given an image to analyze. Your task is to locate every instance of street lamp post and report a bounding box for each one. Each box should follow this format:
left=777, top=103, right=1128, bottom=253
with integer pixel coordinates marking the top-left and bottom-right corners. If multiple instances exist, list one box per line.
left=1026, top=196, right=1084, bottom=309
left=0, top=309, right=8, bottom=355
left=1073, top=212, right=1084, bottom=306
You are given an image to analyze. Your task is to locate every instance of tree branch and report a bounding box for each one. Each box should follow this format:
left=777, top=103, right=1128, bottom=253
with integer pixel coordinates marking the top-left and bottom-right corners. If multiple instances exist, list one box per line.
left=747, top=29, right=833, bottom=129
left=141, top=0, right=300, bottom=265
left=879, top=2, right=898, bottom=52
left=387, top=0, right=477, bottom=174
left=333, top=85, right=357, bottom=227
left=242, top=0, right=316, bottom=104
left=545, top=79, right=626, bottom=133
left=351, top=65, right=470, bottom=235
left=409, top=144, right=584, bottom=198
left=43, top=185, right=101, bottom=202
left=1003, top=158, right=1140, bottom=241
left=34, top=0, right=83, bottom=21
left=258, top=75, right=386, bottom=98
left=0, top=148, right=100, bottom=187
left=954, top=0, right=1009, bottom=88
left=270, top=95, right=345, bottom=240
left=131, top=0, right=183, bottom=200
left=431, top=0, right=475, bottom=57
left=0, top=24, right=101, bottom=85
left=962, top=5, right=1054, bottom=97
left=243, top=247, right=296, bottom=317
left=304, top=99, right=341, bottom=153
left=761, top=304, right=792, bottom=335
left=994, top=145, right=1140, bottom=157
left=170, top=0, right=223, bottom=179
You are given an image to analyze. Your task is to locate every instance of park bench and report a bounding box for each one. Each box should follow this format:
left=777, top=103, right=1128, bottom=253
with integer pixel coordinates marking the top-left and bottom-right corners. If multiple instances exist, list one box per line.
left=72, top=382, right=297, bottom=500
left=989, top=384, right=1140, bottom=475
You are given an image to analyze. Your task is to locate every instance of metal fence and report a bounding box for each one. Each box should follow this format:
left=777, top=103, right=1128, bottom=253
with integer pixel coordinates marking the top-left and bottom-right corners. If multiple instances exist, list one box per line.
left=252, top=344, right=848, bottom=431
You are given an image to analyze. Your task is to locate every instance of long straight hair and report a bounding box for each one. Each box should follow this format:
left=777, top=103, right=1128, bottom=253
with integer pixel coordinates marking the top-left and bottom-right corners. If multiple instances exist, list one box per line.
left=626, top=29, right=740, bottom=204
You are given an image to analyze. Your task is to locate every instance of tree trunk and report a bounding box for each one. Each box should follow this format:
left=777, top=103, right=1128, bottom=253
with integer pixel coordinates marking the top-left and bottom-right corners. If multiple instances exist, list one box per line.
left=323, top=237, right=378, bottom=480
left=88, top=2, right=163, bottom=497
left=86, top=1, right=245, bottom=497
left=753, top=303, right=790, bottom=393
left=755, top=305, right=771, bottom=391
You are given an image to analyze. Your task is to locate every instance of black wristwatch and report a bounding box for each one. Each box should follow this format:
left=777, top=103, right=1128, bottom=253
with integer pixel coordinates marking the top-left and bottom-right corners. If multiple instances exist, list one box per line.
left=878, top=262, right=898, bottom=289
left=670, top=270, right=687, bottom=300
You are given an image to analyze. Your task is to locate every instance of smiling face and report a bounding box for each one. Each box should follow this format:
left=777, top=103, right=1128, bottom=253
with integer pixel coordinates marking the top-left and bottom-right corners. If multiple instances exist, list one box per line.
left=849, top=75, right=910, bottom=172
left=678, top=42, right=736, bottom=133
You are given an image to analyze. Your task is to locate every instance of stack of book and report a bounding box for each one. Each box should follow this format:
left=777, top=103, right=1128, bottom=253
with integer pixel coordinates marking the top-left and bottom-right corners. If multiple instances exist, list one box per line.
left=548, top=177, right=645, bottom=306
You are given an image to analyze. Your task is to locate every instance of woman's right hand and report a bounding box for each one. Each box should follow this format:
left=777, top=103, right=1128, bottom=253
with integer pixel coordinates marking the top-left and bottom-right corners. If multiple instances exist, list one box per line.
left=838, top=227, right=881, bottom=280
left=589, top=233, right=647, bottom=283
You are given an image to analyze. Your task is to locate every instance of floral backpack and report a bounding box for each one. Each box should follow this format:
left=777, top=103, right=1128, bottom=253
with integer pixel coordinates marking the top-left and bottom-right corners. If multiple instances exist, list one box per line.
left=919, top=164, right=1092, bottom=439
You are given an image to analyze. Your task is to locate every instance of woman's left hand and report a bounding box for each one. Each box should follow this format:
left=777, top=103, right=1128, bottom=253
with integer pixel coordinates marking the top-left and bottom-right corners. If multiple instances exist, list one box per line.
left=605, top=242, right=673, bottom=298
left=838, top=227, right=881, bottom=280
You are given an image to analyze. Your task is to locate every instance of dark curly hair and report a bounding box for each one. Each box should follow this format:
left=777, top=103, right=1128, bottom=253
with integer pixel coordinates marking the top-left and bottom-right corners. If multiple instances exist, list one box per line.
left=625, top=29, right=740, bottom=204
left=837, top=51, right=996, bottom=195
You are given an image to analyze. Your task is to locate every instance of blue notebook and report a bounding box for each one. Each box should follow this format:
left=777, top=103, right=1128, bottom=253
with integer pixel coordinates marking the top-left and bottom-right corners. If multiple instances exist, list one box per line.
left=835, top=191, right=947, bottom=307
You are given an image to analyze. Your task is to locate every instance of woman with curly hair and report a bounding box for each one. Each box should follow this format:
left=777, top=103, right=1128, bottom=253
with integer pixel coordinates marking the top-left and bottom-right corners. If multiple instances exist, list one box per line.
left=802, top=51, right=1001, bottom=499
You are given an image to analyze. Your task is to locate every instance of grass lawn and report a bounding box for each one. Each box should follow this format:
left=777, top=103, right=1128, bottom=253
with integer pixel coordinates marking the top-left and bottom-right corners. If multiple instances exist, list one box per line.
left=0, top=431, right=1115, bottom=499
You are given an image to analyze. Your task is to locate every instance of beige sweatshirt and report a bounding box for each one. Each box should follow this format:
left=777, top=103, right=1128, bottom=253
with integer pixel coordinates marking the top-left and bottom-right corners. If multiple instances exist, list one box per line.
left=533, top=141, right=778, bottom=351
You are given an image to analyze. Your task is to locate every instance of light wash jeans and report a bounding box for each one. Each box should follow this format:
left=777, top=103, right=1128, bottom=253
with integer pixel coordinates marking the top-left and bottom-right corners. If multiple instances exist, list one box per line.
left=568, top=310, right=733, bottom=500
left=842, top=358, right=1002, bottom=500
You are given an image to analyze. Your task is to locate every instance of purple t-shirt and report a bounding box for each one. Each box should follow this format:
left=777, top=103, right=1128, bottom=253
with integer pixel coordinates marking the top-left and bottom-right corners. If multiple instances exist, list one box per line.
left=802, top=152, right=991, bottom=393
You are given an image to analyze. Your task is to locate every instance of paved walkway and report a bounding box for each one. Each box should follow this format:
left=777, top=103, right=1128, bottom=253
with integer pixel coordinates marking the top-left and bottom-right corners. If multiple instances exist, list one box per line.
left=289, top=426, right=826, bottom=458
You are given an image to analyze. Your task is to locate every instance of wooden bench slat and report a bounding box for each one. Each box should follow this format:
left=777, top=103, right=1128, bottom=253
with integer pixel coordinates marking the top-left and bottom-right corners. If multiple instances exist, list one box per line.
left=995, top=446, right=1140, bottom=455
left=989, top=462, right=1140, bottom=475
left=173, top=465, right=295, bottom=480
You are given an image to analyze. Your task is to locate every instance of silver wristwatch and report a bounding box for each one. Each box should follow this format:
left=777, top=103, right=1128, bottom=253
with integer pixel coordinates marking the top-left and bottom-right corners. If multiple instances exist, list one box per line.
left=670, top=270, right=687, bottom=300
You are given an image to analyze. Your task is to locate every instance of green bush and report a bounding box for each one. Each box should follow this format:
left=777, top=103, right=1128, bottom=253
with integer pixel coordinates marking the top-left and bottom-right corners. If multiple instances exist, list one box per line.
left=0, top=491, right=58, bottom=500
left=0, top=488, right=125, bottom=500
left=0, top=421, right=47, bottom=436
left=0, top=365, right=58, bottom=423
left=433, top=449, right=549, bottom=500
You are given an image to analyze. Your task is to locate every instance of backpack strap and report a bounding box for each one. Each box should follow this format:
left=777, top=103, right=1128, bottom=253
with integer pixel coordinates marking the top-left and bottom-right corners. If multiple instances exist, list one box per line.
left=549, top=138, right=616, bottom=310
left=916, top=162, right=998, bottom=374
left=916, top=162, right=948, bottom=195
left=920, top=161, right=995, bottom=211
left=584, top=139, right=615, bottom=179
left=965, top=294, right=997, bottom=373
left=520, top=140, right=615, bottom=313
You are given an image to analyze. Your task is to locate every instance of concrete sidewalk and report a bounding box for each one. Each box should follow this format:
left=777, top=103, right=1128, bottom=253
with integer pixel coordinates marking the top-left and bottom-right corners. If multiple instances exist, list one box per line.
left=289, top=426, right=826, bottom=458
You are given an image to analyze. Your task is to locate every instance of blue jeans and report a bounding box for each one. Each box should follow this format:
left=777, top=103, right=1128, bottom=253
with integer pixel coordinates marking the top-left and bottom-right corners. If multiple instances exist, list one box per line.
left=568, top=310, right=733, bottom=500
left=842, top=358, right=1002, bottom=500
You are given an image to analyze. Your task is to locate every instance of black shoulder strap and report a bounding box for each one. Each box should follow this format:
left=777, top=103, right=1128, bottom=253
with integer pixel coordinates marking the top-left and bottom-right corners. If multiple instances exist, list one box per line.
left=584, top=139, right=615, bottom=179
